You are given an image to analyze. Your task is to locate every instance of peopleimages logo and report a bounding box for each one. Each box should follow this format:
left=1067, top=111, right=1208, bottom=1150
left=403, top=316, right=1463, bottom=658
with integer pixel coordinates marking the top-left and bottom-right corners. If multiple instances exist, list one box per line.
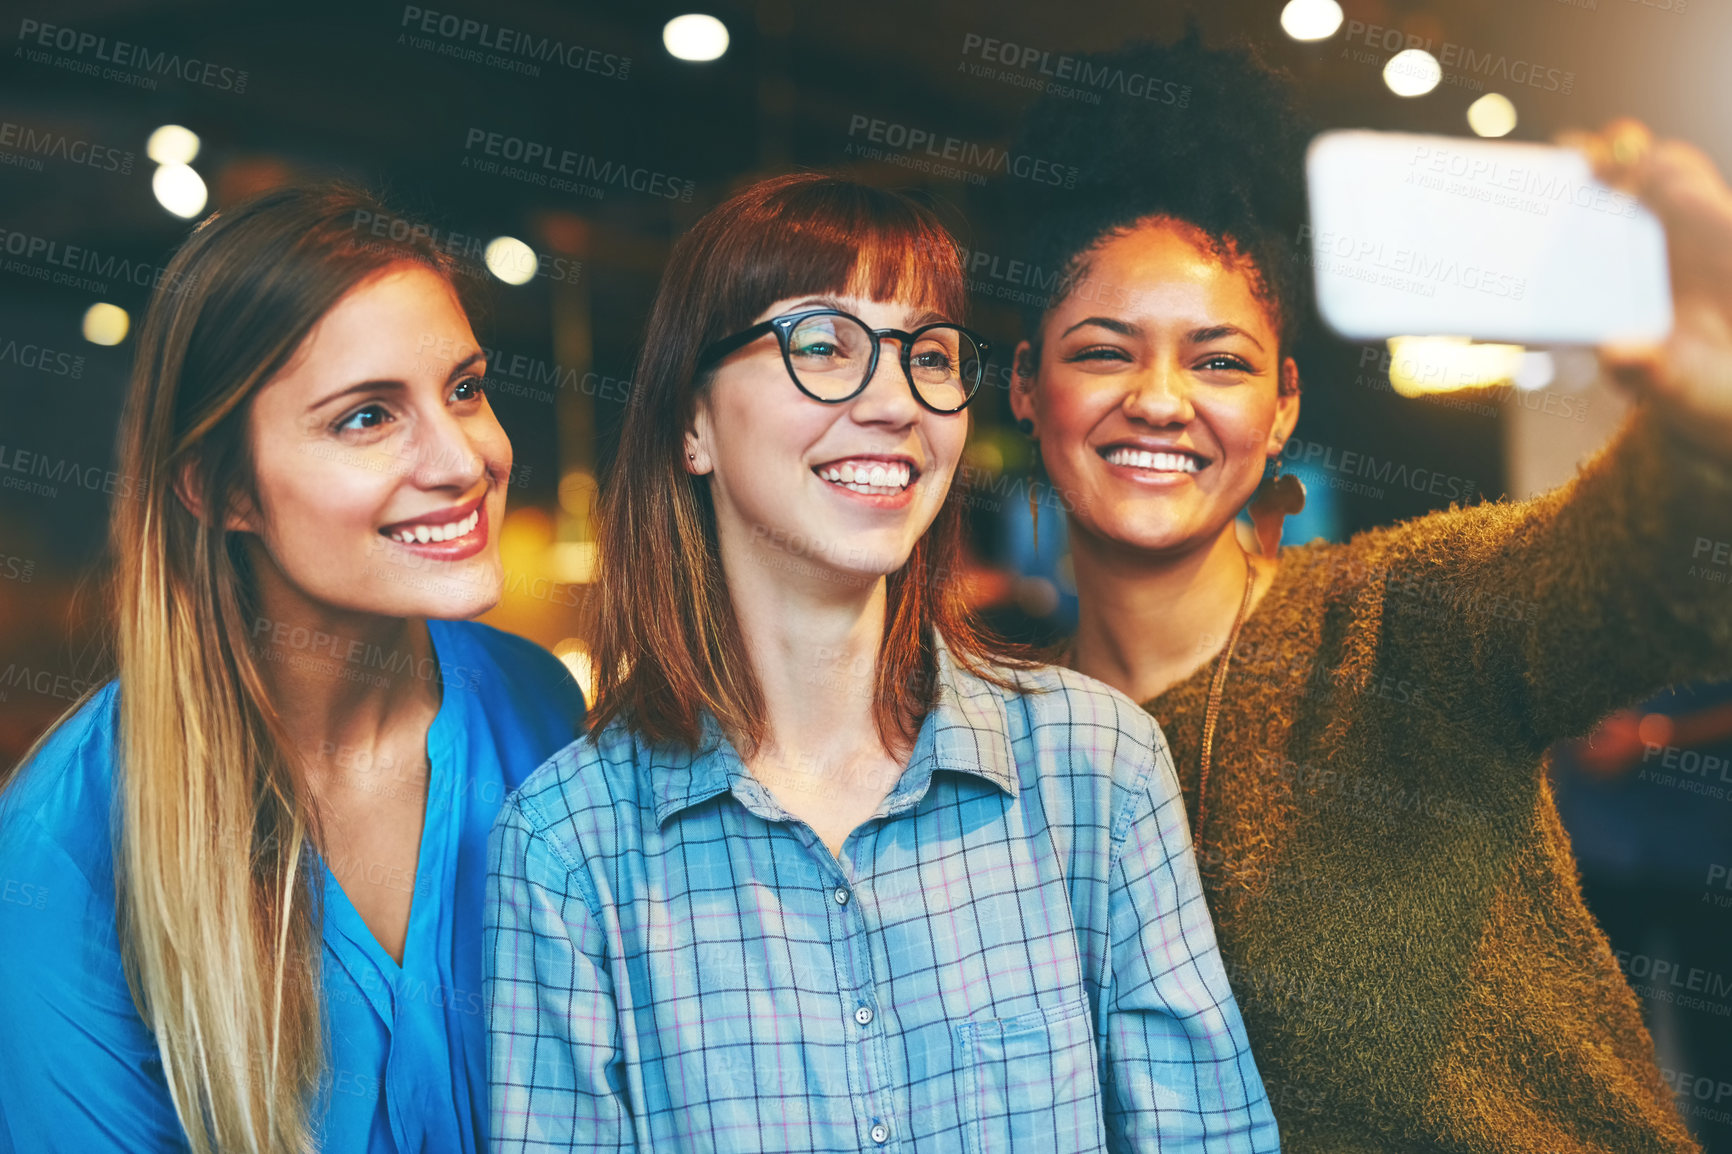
left=0, top=227, right=197, bottom=296
left=1299, top=224, right=1528, bottom=302
left=416, top=334, right=633, bottom=404
left=1280, top=436, right=1478, bottom=504
left=397, top=5, right=630, bottom=80
left=350, top=210, right=584, bottom=286
left=954, top=245, right=1079, bottom=312
left=958, top=34, right=1192, bottom=107
left=1341, top=20, right=1574, bottom=94
left=15, top=17, right=249, bottom=93
left=1407, top=143, right=1638, bottom=219
left=0, top=120, right=133, bottom=174
left=0, top=336, right=84, bottom=379
left=0, top=442, right=148, bottom=502
left=844, top=115, right=1077, bottom=188
left=461, top=128, right=695, bottom=202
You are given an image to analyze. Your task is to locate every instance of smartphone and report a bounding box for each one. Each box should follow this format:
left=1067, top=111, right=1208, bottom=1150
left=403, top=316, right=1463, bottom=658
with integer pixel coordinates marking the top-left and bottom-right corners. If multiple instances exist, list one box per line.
left=1305, top=129, right=1672, bottom=345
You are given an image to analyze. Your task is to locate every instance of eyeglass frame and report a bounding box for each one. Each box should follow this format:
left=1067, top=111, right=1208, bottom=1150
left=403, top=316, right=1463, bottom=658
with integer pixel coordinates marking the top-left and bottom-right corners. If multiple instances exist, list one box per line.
left=694, top=307, right=990, bottom=415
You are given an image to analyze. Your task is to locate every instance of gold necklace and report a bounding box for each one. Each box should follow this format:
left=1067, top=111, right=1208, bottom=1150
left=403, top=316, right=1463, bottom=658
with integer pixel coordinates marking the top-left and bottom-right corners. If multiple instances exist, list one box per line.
left=1194, top=551, right=1257, bottom=869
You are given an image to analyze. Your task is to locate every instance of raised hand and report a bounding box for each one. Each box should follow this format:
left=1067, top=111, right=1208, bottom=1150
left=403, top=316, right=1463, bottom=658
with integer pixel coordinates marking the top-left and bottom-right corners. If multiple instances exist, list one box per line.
left=1561, top=118, right=1732, bottom=457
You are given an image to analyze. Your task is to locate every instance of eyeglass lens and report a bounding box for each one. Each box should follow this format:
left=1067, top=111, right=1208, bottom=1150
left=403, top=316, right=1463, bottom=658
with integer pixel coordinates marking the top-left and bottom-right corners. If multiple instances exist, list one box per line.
left=785, top=313, right=980, bottom=411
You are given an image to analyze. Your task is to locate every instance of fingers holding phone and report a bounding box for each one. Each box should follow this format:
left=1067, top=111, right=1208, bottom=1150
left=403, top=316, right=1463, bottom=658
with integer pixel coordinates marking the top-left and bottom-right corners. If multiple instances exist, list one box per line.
left=1563, top=118, right=1732, bottom=453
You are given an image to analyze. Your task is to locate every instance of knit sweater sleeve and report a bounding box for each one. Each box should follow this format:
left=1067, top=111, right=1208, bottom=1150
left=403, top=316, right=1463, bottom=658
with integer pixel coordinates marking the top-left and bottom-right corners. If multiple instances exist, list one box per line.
left=1338, top=405, right=1732, bottom=753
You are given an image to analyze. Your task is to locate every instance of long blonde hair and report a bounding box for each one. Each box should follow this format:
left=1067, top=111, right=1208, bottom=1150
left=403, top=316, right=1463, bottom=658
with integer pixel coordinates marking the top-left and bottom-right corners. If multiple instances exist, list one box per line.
left=94, top=184, right=458, bottom=1152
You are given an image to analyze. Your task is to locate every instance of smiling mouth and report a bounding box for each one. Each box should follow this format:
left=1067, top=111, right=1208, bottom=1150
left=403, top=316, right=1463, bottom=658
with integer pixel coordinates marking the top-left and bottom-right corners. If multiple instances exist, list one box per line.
left=813, top=457, right=920, bottom=496
left=1098, top=446, right=1210, bottom=474
left=382, top=507, right=481, bottom=544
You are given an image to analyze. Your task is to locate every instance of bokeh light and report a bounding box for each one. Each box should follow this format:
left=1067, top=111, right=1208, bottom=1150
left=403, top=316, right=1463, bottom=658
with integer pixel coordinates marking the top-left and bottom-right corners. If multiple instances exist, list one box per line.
left=1280, top=0, right=1344, bottom=41
left=151, top=163, right=208, bottom=218
left=1384, top=49, right=1442, bottom=97
left=145, top=124, right=200, bottom=165
left=484, top=236, right=537, bottom=285
left=663, top=14, right=729, bottom=62
left=1386, top=335, right=1526, bottom=395
left=1467, top=92, right=1519, bottom=137
left=81, top=302, right=130, bottom=346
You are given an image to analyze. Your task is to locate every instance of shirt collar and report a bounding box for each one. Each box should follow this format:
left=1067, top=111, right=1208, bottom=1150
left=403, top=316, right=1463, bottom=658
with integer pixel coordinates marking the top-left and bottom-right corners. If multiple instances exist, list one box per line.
left=648, top=635, right=1018, bottom=827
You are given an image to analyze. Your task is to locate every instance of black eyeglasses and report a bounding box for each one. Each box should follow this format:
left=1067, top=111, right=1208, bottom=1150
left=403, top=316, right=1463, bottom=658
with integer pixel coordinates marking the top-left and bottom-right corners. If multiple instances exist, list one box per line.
left=696, top=308, right=989, bottom=414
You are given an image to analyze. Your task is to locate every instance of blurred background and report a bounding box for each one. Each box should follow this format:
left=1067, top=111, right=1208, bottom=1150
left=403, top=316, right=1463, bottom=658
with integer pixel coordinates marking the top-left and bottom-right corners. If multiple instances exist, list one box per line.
left=2, top=0, right=1730, bottom=1143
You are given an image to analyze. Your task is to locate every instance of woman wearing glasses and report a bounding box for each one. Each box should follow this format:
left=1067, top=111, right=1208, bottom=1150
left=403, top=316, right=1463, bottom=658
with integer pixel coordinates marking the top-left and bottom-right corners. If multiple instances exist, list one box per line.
left=1005, top=36, right=1732, bottom=1153
left=484, top=173, right=1279, bottom=1152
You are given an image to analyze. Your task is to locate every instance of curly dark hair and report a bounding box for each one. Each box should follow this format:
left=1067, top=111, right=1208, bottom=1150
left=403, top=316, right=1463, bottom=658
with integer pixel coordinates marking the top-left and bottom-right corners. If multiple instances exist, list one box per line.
left=1008, top=28, right=1313, bottom=369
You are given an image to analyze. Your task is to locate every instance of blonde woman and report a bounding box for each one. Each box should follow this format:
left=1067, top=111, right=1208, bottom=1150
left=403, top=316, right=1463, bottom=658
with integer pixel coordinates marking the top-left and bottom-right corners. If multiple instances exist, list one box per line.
left=0, top=185, right=582, bottom=1153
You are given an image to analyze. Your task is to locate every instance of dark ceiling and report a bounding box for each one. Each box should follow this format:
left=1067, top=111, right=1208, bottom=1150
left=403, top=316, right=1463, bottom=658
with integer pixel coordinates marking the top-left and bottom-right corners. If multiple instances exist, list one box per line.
left=0, top=0, right=1723, bottom=717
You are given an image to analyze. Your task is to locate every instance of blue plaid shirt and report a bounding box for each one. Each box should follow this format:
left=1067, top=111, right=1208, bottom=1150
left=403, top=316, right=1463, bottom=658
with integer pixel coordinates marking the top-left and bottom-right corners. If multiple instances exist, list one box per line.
left=485, top=644, right=1278, bottom=1153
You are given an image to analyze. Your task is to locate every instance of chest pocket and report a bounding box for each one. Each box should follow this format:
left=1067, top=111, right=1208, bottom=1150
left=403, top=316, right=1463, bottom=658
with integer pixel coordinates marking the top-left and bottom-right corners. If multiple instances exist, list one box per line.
left=956, top=995, right=1105, bottom=1154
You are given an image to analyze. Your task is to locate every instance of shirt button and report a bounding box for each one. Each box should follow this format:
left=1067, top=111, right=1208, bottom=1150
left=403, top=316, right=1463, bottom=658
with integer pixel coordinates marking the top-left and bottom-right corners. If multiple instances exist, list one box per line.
left=834, top=887, right=850, bottom=905
left=854, top=1005, right=874, bottom=1026
left=870, top=1122, right=890, bottom=1144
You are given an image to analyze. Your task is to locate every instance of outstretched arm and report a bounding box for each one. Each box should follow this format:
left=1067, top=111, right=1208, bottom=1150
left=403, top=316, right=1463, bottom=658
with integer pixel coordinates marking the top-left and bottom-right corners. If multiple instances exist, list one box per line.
left=1343, top=122, right=1732, bottom=752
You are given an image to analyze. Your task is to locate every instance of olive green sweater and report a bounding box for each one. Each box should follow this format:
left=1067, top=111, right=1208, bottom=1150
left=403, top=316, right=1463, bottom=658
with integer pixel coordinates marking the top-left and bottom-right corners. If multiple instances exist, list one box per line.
left=1144, top=411, right=1732, bottom=1153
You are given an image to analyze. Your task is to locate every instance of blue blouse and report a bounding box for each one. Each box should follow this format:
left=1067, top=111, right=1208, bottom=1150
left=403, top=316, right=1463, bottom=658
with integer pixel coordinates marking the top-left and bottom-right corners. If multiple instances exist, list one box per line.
left=0, top=618, right=583, bottom=1153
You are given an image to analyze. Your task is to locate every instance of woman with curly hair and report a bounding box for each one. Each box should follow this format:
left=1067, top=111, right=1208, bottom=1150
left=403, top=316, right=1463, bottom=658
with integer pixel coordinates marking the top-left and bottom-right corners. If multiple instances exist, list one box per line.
left=1006, top=32, right=1732, bottom=1153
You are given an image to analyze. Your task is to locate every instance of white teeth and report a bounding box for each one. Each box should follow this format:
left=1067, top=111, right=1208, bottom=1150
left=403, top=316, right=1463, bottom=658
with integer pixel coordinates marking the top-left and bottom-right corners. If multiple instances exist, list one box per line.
left=1105, top=447, right=1202, bottom=473
left=815, top=459, right=914, bottom=494
left=389, top=508, right=480, bottom=545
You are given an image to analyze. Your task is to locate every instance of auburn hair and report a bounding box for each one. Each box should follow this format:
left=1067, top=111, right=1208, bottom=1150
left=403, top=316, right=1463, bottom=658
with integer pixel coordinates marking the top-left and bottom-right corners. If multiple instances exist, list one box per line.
left=586, top=172, right=1029, bottom=756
